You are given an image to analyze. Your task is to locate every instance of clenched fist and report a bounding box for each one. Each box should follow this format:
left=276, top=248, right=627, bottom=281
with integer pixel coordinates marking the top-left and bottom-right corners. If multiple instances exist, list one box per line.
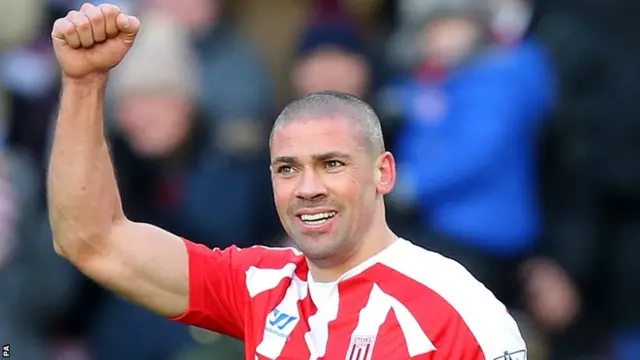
left=51, top=3, right=140, bottom=80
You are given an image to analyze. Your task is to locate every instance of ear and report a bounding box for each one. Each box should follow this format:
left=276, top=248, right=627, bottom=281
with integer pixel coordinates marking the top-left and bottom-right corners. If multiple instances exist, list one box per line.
left=374, top=151, right=396, bottom=195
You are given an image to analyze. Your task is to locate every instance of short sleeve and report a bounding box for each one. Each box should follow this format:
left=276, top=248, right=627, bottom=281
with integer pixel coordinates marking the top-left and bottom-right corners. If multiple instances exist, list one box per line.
left=167, top=239, right=261, bottom=339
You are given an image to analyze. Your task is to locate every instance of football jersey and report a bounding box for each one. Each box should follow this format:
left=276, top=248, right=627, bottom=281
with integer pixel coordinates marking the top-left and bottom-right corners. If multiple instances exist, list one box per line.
left=168, top=238, right=527, bottom=360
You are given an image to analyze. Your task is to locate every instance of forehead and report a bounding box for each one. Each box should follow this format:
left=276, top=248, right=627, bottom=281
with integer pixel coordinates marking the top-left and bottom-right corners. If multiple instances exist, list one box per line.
left=271, top=117, right=364, bottom=158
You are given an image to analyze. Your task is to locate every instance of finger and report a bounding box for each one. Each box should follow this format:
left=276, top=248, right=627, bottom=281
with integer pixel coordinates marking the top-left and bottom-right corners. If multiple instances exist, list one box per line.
left=116, top=14, right=141, bottom=34
left=79, top=2, right=94, bottom=12
left=84, top=4, right=107, bottom=42
left=98, top=3, right=121, bottom=38
left=68, top=10, right=94, bottom=48
left=52, top=18, right=82, bottom=48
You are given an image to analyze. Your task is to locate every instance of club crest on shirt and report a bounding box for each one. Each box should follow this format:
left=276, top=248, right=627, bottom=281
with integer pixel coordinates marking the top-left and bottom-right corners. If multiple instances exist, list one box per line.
left=493, top=349, right=527, bottom=360
left=345, top=335, right=376, bottom=360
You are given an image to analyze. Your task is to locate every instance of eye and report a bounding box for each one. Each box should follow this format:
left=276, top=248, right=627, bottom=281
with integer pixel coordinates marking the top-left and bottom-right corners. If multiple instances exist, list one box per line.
left=325, top=160, right=345, bottom=169
left=276, top=165, right=296, bottom=175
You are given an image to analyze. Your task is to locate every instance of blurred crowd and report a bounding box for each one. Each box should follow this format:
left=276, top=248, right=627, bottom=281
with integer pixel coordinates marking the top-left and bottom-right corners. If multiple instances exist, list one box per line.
left=1, top=0, right=640, bottom=359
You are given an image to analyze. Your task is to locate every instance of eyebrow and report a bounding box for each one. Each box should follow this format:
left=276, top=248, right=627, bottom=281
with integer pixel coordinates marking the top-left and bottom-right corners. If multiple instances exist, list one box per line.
left=271, top=151, right=353, bottom=165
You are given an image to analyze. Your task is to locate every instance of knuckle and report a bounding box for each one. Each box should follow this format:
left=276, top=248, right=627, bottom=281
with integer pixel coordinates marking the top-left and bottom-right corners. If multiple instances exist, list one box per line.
left=59, top=22, right=76, bottom=36
left=76, top=17, right=91, bottom=30
left=80, top=2, right=94, bottom=10
left=63, top=27, right=76, bottom=37
left=99, top=4, right=120, bottom=18
left=53, top=18, right=66, bottom=28
left=86, top=9, right=103, bottom=22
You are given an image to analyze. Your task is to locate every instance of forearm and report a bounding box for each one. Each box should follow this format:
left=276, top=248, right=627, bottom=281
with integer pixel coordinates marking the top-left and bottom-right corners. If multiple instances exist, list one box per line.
left=48, top=76, right=124, bottom=262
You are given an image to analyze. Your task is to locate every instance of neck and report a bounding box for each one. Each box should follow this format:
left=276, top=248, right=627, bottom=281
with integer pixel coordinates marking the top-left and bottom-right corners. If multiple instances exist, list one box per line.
left=308, top=206, right=397, bottom=283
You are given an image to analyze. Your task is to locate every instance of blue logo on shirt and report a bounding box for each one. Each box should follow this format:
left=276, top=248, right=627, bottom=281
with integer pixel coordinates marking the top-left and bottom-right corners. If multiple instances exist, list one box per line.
left=266, top=308, right=298, bottom=338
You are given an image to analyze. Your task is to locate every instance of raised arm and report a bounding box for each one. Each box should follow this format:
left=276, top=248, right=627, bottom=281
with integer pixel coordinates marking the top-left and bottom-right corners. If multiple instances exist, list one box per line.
left=48, top=3, right=188, bottom=317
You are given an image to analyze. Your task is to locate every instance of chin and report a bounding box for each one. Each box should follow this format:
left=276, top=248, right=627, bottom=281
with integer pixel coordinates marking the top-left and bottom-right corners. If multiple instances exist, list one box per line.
left=293, top=235, right=344, bottom=260
left=300, top=247, right=339, bottom=263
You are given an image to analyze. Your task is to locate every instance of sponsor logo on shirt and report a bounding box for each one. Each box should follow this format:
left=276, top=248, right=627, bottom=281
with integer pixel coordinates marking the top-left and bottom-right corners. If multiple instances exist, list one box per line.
left=493, top=349, right=527, bottom=360
left=265, top=308, right=298, bottom=338
left=345, top=335, right=376, bottom=360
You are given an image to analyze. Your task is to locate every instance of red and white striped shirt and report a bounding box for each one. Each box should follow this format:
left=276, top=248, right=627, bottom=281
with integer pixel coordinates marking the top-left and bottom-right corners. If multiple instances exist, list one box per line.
left=169, top=238, right=526, bottom=360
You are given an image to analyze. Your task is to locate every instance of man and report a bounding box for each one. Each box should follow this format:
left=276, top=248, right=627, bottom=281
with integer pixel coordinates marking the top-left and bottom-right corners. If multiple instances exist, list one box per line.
left=49, top=3, right=526, bottom=359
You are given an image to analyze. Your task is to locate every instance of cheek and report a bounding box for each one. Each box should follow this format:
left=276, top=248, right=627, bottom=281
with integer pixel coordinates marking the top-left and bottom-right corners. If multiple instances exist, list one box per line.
left=272, top=180, right=295, bottom=213
left=326, top=172, right=365, bottom=207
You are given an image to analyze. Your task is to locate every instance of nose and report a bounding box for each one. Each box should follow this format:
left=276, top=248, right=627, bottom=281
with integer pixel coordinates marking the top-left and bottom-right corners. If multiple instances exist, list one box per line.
left=294, top=169, right=328, bottom=200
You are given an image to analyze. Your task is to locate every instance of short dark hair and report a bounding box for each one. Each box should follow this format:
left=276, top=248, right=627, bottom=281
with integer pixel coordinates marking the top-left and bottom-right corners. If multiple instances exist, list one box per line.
left=270, top=91, right=385, bottom=154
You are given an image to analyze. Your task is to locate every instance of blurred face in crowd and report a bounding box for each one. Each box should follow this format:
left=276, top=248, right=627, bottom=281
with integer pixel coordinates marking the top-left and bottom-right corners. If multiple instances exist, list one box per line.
left=492, top=0, right=532, bottom=43
left=293, top=48, right=370, bottom=98
left=270, top=116, right=395, bottom=267
left=420, top=16, right=483, bottom=68
left=115, top=93, right=194, bottom=158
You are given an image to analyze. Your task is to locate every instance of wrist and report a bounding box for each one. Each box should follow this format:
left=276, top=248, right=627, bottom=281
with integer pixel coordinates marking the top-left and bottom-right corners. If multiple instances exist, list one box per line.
left=61, top=74, right=108, bottom=100
left=62, top=74, right=108, bottom=91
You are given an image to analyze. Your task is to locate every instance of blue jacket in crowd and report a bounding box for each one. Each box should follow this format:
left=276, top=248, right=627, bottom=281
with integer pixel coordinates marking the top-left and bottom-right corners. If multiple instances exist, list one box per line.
left=394, top=39, right=555, bottom=255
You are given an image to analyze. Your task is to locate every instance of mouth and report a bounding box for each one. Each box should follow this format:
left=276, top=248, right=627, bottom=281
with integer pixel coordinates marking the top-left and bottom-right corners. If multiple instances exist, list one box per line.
left=297, top=211, right=337, bottom=226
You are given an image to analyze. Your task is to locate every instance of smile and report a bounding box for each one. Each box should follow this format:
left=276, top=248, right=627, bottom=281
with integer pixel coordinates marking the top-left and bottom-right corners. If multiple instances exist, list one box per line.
left=298, top=211, right=337, bottom=225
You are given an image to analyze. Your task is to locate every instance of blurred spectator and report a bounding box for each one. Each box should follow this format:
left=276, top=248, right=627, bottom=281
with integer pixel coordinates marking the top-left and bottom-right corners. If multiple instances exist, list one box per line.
left=292, top=20, right=372, bottom=99
left=108, top=10, right=279, bottom=248
left=490, top=0, right=533, bottom=45
left=387, top=0, right=494, bottom=73
left=292, top=19, right=396, bottom=147
left=230, top=0, right=395, bottom=107
left=387, top=0, right=555, bottom=311
left=141, top=0, right=274, bottom=159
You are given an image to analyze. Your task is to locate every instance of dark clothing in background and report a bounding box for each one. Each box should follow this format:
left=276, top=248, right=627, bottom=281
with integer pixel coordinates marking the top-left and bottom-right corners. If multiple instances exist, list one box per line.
left=0, top=149, right=78, bottom=360
left=193, top=22, right=274, bottom=155
left=111, top=118, right=280, bottom=248
left=533, top=1, right=640, bottom=357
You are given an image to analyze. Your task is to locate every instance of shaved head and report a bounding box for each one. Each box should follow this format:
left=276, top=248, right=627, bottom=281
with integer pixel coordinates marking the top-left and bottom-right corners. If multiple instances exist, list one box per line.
left=270, top=91, right=385, bottom=156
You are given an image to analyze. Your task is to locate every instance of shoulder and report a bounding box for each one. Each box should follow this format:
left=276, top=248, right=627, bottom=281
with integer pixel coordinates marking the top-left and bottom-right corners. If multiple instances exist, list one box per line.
left=235, top=245, right=306, bottom=271
left=376, top=239, right=507, bottom=314
left=374, top=239, right=525, bottom=354
left=378, top=239, right=492, bottom=287
left=184, top=240, right=307, bottom=297
left=238, top=245, right=307, bottom=298
left=187, top=241, right=305, bottom=270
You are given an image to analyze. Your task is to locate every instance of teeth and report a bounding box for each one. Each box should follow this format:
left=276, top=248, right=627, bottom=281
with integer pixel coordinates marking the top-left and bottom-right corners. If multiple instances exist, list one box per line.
left=300, top=212, right=336, bottom=222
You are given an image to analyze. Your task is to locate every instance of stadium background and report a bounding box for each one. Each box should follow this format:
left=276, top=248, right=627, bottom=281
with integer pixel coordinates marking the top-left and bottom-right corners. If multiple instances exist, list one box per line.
left=1, top=0, right=639, bottom=359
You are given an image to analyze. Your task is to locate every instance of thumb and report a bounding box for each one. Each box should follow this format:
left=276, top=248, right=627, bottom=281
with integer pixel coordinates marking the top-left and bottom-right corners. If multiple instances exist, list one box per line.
left=116, top=14, right=140, bottom=40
